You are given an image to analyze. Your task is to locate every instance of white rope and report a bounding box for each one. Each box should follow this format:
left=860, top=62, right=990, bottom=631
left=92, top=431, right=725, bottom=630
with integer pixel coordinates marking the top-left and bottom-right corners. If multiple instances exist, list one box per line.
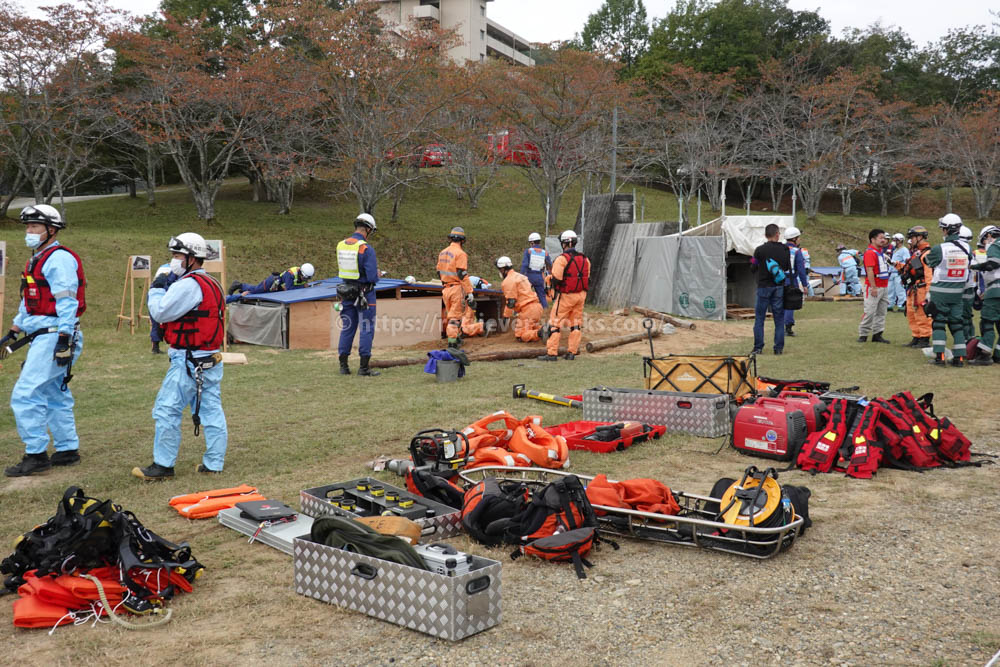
left=985, top=647, right=1000, bottom=667
left=80, top=574, right=172, bottom=630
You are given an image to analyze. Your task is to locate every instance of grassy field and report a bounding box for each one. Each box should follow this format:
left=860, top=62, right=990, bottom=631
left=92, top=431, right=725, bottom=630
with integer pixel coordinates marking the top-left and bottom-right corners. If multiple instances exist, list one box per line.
left=0, top=175, right=996, bottom=663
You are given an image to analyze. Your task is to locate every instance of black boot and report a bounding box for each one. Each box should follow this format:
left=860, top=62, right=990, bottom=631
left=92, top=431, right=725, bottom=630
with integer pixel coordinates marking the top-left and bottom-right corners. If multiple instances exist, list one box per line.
left=358, top=356, right=380, bottom=376
left=51, top=450, right=81, bottom=467
left=905, top=337, right=919, bottom=347
left=228, top=279, right=242, bottom=295
left=951, top=356, right=966, bottom=367
left=857, top=336, right=868, bottom=343
left=785, top=325, right=795, bottom=337
left=151, top=341, right=161, bottom=354
left=339, top=354, right=351, bottom=375
left=131, top=463, right=175, bottom=480
left=871, top=332, right=890, bottom=344
left=5, top=453, right=51, bottom=477
left=917, top=337, right=931, bottom=347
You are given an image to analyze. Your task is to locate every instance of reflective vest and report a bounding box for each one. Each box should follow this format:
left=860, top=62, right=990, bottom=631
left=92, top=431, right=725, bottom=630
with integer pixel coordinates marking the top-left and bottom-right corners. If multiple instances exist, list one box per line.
left=905, top=246, right=930, bottom=287
left=872, top=247, right=889, bottom=280
left=163, top=273, right=224, bottom=351
left=271, top=266, right=306, bottom=291
left=932, top=240, right=970, bottom=284
left=981, top=243, right=1000, bottom=294
left=526, top=247, right=547, bottom=273
left=337, top=239, right=367, bottom=280
left=21, top=244, right=86, bottom=317
left=799, top=247, right=811, bottom=270
left=556, top=251, right=589, bottom=293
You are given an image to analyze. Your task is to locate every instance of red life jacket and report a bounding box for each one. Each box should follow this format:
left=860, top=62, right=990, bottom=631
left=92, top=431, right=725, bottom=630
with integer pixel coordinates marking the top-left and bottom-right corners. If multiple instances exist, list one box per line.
left=21, top=244, right=86, bottom=317
left=845, top=404, right=884, bottom=479
left=556, top=251, right=590, bottom=293
left=163, top=273, right=224, bottom=351
left=797, top=398, right=849, bottom=473
left=872, top=399, right=940, bottom=468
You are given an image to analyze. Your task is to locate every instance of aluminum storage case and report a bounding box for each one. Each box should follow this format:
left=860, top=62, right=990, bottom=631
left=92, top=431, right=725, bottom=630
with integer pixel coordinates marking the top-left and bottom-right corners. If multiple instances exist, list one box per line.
left=217, top=507, right=313, bottom=556
left=300, top=477, right=462, bottom=540
left=293, top=537, right=502, bottom=641
left=583, top=387, right=732, bottom=438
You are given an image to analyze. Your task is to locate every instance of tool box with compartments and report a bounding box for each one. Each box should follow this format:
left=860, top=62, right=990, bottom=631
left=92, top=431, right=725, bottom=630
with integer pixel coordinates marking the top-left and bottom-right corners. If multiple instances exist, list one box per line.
left=583, top=387, right=733, bottom=438
left=299, top=477, right=462, bottom=539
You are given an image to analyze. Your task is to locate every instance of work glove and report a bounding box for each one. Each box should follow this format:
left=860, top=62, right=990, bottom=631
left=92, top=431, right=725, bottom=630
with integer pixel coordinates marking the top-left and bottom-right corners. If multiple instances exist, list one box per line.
left=506, top=298, right=517, bottom=309
left=151, top=273, right=171, bottom=289
left=0, top=329, right=19, bottom=360
left=356, top=293, right=369, bottom=310
left=53, top=333, right=73, bottom=366
left=465, top=293, right=476, bottom=308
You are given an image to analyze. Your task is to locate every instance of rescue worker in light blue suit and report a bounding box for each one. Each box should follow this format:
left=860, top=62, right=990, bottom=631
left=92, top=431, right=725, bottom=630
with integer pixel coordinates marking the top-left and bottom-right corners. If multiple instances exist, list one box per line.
left=887, top=233, right=910, bottom=311
left=337, top=213, right=379, bottom=377
left=3, top=205, right=84, bottom=477
left=134, top=232, right=227, bottom=480
left=837, top=246, right=862, bottom=296
left=520, top=232, right=552, bottom=307
left=783, top=226, right=808, bottom=337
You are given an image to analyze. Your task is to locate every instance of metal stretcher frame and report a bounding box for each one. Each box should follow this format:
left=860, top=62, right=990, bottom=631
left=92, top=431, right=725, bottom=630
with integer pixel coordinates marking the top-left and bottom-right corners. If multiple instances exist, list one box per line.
left=458, top=466, right=804, bottom=560
left=643, top=354, right=757, bottom=399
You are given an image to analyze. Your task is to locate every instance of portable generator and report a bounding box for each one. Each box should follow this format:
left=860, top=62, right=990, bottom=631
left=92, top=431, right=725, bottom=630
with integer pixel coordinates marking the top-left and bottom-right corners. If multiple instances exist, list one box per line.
left=732, top=397, right=808, bottom=461
left=776, top=391, right=828, bottom=433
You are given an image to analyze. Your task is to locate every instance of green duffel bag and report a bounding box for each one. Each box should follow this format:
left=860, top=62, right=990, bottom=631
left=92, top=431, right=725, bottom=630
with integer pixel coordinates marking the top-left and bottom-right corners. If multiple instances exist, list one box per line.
left=310, top=515, right=428, bottom=570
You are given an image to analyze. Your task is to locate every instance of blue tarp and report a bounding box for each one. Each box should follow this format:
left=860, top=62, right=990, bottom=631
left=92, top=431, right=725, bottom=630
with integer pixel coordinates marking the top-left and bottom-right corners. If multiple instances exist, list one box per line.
left=239, top=277, right=500, bottom=304
left=810, top=266, right=841, bottom=277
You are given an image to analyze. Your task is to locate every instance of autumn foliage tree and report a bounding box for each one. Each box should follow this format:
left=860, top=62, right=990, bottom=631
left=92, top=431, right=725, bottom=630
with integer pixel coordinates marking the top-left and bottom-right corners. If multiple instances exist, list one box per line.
left=489, top=48, right=623, bottom=231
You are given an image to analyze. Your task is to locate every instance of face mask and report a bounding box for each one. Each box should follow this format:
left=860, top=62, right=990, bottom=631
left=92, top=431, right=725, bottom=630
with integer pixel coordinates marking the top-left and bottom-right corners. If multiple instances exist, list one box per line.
left=25, top=233, right=42, bottom=248
left=169, top=258, right=187, bottom=276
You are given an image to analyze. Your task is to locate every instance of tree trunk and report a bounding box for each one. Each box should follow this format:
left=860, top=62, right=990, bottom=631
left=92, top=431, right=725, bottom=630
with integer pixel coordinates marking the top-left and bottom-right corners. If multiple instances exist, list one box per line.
left=801, top=187, right=822, bottom=220
left=902, top=185, right=914, bottom=216
left=945, top=184, right=953, bottom=213
left=973, top=185, right=999, bottom=220
left=0, top=171, right=26, bottom=218
left=192, top=189, right=216, bottom=222
left=275, top=178, right=294, bottom=215
left=144, top=149, right=157, bottom=207
left=840, top=188, right=852, bottom=216
left=547, top=181, right=561, bottom=231
left=128, top=178, right=137, bottom=198
left=769, top=178, right=785, bottom=212
left=879, top=187, right=889, bottom=217
left=391, top=188, right=403, bottom=222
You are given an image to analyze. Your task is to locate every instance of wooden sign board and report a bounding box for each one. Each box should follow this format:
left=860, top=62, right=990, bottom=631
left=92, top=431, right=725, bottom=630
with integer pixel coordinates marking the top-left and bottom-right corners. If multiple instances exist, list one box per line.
left=116, top=255, right=151, bottom=334
left=202, top=240, right=228, bottom=352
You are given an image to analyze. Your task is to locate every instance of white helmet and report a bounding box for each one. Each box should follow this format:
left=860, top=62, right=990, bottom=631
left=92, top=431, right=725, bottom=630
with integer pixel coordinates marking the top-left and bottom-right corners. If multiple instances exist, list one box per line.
left=496, top=256, right=513, bottom=269
left=299, top=262, right=315, bottom=279
left=20, top=204, right=65, bottom=229
left=527, top=232, right=542, bottom=243
left=958, top=225, right=972, bottom=241
left=783, top=226, right=801, bottom=240
left=168, top=232, right=208, bottom=259
left=355, top=213, right=376, bottom=231
left=404, top=275, right=416, bottom=284
left=559, top=229, right=578, bottom=244
left=939, top=213, right=962, bottom=229
left=892, top=233, right=904, bottom=241
left=979, top=225, right=1000, bottom=245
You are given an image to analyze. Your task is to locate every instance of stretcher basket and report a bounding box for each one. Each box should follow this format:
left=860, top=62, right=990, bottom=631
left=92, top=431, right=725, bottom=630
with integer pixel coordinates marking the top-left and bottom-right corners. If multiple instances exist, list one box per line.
left=458, top=466, right=804, bottom=560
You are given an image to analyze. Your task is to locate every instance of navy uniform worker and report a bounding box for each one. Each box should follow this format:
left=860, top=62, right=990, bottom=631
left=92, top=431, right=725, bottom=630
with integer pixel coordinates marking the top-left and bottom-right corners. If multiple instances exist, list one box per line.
left=750, top=223, right=791, bottom=355
left=783, top=226, right=808, bottom=338
left=133, top=233, right=227, bottom=480
left=150, top=263, right=179, bottom=354
left=336, top=213, right=379, bottom=377
left=520, top=232, right=552, bottom=307
left=226, top=263, right=315, bottom=304
left=2, top=205, right=85, bottom=477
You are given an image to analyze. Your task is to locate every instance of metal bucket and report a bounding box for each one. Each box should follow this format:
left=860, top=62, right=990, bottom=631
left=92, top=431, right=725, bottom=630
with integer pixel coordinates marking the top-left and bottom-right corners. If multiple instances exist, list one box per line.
left=435, top=360, right=461, bottom=383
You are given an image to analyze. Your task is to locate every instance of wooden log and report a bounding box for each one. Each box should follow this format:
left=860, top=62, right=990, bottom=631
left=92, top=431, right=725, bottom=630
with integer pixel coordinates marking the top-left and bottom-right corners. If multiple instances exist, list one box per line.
left=585, top=329, right=661, bottom=353
left=631, top=306, right=696, bottom=330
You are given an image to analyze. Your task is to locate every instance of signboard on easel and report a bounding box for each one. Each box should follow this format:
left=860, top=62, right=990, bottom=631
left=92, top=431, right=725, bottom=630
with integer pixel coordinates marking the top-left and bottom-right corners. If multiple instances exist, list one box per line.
left=116, top=255, right=152, bottom=334
left=202, top=240, right=228, bottom=351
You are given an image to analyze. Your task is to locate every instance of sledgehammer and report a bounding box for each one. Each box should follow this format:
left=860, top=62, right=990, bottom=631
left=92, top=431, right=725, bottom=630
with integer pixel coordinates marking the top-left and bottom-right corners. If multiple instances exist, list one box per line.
left=512, top=384, right=582, bottom=409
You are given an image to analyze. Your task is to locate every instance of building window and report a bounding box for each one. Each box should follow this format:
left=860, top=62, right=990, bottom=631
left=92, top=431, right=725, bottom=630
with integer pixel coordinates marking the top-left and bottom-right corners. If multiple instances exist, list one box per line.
left=480, top=54, right=485, bottom=62
left=481, top=5, right=486, bottom=16
left=480, top=29, right=485, bottom=41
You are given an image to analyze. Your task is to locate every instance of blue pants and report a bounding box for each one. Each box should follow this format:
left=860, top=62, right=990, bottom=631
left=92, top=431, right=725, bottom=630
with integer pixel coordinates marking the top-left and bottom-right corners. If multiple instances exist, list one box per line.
left=339, top=302, right=376, bottom=356
left=150, top=319, right=165, bottom=342
left=754, top=286, right=785, bottom=352
left=784, top=308, right=795, bottom=326
left=887, top=273, right=906, bottom=308
left=226, top=276, right=277, bottom=304
left=526, top=273, right=548, bottom=308
left=152, top=352, right=227, bottom=471
left=11, top=330, right=83, bottom=455
left=840, top=273, right=861, bottom=296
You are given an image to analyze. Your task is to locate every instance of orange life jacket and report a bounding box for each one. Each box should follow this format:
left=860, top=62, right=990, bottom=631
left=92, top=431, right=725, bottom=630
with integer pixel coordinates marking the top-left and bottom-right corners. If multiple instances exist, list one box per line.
left=507, top=417, right=569, bottom=469
left=169, top=485, right=264, bottom=519
left=555, top=250, right=590, bottom=293
left=163, top=272, right=224, bottom=351
left=21, top=244, right=86, bottom=316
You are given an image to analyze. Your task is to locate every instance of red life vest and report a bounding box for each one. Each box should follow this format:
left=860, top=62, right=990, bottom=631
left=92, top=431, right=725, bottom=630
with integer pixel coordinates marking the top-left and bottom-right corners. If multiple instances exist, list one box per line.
left=845, top=404, right=884, bottom=479
left=557, top=251, right=590, bottom=293
left=21, top=244, right=86, bottom=317
left=163, top=273, right=224, bottom=351
left=797, top=398, right=849, bottom=473
left=872, top=399, right=940, bottom=468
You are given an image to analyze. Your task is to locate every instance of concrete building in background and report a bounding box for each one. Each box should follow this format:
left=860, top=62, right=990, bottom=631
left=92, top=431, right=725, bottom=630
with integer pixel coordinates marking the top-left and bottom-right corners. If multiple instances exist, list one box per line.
left=377, top=0, right=534, bottom=66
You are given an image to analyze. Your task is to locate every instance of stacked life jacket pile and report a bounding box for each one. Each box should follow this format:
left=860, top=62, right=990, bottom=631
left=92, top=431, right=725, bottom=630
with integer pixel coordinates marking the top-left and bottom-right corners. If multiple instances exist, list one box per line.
left=2, top=487, right=203, bottom=630
left=169, top=484, right=266, bottom=519
left=797, top=391, right=983, bottom=478
left=458, top=411, right=570, bottom=470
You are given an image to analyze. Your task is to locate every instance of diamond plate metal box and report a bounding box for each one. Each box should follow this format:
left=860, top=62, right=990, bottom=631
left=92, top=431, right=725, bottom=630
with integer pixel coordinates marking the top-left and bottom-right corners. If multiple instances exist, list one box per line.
left=300, top=478, right=462, bottom=541
left=583, top=387, right=732, bottom=437
left=293, top=537, right=502, bottom=641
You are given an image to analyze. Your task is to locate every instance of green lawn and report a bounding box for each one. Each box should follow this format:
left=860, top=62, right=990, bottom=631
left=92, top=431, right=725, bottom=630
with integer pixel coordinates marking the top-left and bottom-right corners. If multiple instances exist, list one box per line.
left=0, top=173, right=995, bottom=662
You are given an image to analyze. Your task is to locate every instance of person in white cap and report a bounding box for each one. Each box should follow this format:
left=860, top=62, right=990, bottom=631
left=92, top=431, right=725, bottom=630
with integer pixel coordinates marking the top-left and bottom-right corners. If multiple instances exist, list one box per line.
left=783, top=226, right=809, bottom=337
left=887, top=233, right=909, bottom=312
left=520, top=232, right=552, bottom=307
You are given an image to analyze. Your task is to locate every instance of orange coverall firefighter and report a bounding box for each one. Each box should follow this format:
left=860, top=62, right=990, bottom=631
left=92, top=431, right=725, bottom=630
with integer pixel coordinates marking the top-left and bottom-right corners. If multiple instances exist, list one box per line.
left=436, top=227, right=482, bottom=345
left=904, top=227, right=933, bottom=346
left=499, top=263, right=543, bottom=343
left=542, top=231, right=590, bottom=360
